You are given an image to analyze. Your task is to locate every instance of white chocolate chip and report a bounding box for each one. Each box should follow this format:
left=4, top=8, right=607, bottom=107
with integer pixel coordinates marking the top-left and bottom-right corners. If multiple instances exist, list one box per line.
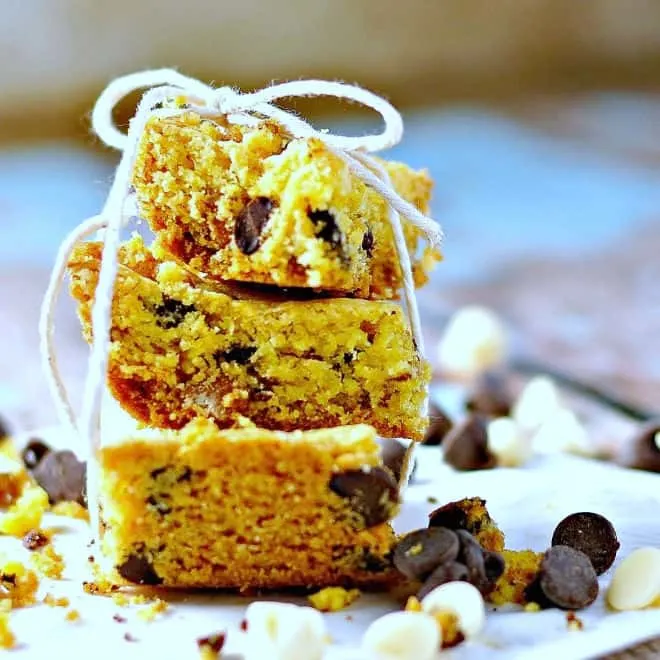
left=420, top=581, right=486, bottom=639
left=531, top=408, right=592, bottom=456
left=436, top=306, right=507, bottom=380
left=487, top=417, right=531, bottom=467
left=244, top=602, right=327, bottom=660
left=607, top=548, right=660, bottom=611
left=362, top=611, right=440, bottom=660
left=512, top=376, right=562, bottom=432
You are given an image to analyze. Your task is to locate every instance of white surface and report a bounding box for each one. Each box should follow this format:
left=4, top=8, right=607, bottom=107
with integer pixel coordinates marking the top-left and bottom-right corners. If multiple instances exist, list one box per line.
left=4, top=427, right=660, bottom=659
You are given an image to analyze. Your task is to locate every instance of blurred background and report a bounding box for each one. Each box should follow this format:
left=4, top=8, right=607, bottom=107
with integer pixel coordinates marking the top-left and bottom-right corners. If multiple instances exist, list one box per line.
left=2, top=0, right=660, bottom=432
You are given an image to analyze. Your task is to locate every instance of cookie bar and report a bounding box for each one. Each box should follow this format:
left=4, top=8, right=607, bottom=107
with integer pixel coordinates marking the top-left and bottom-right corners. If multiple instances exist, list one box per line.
left=68, top=237, right=430, bottom=439
left=132, top=112, right=440, bottom=298
left=96, top=418, right=399, bottom=589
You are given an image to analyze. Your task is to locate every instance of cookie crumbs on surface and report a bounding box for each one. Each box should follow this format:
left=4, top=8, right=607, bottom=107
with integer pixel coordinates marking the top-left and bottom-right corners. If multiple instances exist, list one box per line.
left=0, top=613, right=15, bottom=649
left=524, top=602, right=541, bottom=612
left=30, top=545, right=65, bottom=579
left=426, top=496, right=439, bottom=504
left=83, top=578, right=119, bottom=596
left=124, top=632, right=137, bottom=642
left=566, top=612, right=584, bottom=631
left=137, top=598, right=169, bottom=621
left=0, top=557, right=39, bottom=607
left=196, top=631, right=226, bottom=659
left=51, top=501, right=90, bottom=522
left=405, top=595, right=464, bottom=649
left=0, top=486, right=49, bottom=537
left=43, top=593, right=69, bottom=608
left=112, top=592, right=153, bottom=607
left=22, top=528, right=51, bottom=551
left=65, top=609, right=80, bottom=622
left=113, top=613, right=127, bottom=623
left=308, top=587, right=361, bottom=612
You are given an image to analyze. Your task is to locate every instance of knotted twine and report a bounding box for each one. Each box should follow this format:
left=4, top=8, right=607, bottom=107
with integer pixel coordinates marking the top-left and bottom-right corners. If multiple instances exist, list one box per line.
left=39, top=69, right=444, bottom=536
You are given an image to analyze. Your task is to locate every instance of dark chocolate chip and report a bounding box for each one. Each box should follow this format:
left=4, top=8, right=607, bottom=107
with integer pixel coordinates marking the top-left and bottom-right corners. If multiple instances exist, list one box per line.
left=146, top=495, right=172, bottom=516
left=177, top=467, right=192, bottom=482
left=377, top=438, right=415, bottom=483
left=0, top=416, right=9, bottom=439
left=219, top=346, right=257, bottom=364
left=116, top=554, right=163, bottom=586
left=442, top=416, right=496, bottom=471
left=483, top=551, right=506, bottom=583
left=329, top=467, right=399, bottom=527
left=197, top=632, right=226, bottom=654
left=538, top=546, right=599, bottom=610
left=393, top=528, right=460, bottom=580
left=32, top=450, right=86, bottom=506
left=629, top=421, right=660, bottom=473
left=428, top=500, right=469, bottom=532
left=235, top=197, right=274, bottom=254
left=465, top=372, right=513, bottom=418
left=21, top=438, right=52, bottom=470
left=422, top=403, right=454, bottom=446
left=309, top=209, right=342, bottom=248
left=343, top=352, right=354, bottom=365
left=154, top=296, right=196, bottom=329
left=361, top=230, right=374, bottom=257
left=417, top=561, right=469, bottom=600
left=22, top=529, right=50, bottom=551
left=149, top=466, right=168, bottom=479
left=551, top=512, right=620, bottom=575
left=456, top=530, right=488, bottom=592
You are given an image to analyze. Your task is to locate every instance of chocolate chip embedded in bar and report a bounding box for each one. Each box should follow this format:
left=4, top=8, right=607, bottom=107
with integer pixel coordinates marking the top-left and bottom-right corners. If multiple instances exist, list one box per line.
left=377, top=438, right=416, bottom=483
left=329, top=467, right=399, bottom=527
left=32, top=450, right=86, bottom=506
left=393, top=528, right=460, bottom=581
left=551, top=512, right=619, bottom=575
left=630, top=420, right=660, bottom=473
left=417, top=561, right=470, bottom=600
left=116, top=553, right=163, bottom=586
left=234, top=197, right=275, bottom=255
left=442, top=416, right=496, bottom=471
left=536, top=546, right=599, bottom=610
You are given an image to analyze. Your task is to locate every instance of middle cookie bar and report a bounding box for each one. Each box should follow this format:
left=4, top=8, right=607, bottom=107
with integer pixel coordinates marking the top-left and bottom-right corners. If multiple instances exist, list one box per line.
left=68, top=237, right=430, bottom=439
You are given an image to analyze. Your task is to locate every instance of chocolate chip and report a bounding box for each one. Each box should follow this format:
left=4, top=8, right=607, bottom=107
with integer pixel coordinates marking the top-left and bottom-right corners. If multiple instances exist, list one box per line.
left=456, top=530, right=488, bottom=592
left=361, top=230, right=374, bottom=257
left=309, top=210, right=342, bottom=248
left=235, top=197, right=274, bottom=254
left=538, top=546, right=599, bottom=610
left=629, top=420, right=660, bottom=473
left=218, top=346, right=257, bottom=364
left=483, top=551, right=506, bottom=583
left=177, top=467, right=192, bottom=482
left=465, top=372, right=513, bottom=418
left=377, top=438, right=414, bottom=483
left=393, top=528, right=460, bottom=580
left=154, top=296, right=196, bottom=329
left=428, top=500, right=469, bottom=531
left=551, top=512, right=619, bottom=575
left=21, top=438, right=51, bottom=470
left=146, top=495, right=172, bottom=516
left=422, top=403, right=454, bottom=446
left=329, top=467, right=399, bottom=527
left=32, top=450, right=86, bottom=505
left=417, top=561, right=469, bottom=600
left=442, top=416, right=496, bottom=471
left=22, top=529, right=49, bottom=551
left=149, top=466, right=168, bottom=479
left=116, top=554, right=163, bottom=586
left=0, top=416, right=9, bottom=439
left=197, top=632, right=226, bottom=654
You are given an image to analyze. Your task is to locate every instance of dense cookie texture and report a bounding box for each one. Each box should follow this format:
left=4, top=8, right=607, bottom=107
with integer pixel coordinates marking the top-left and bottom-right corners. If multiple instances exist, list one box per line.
left=132, top=112, right=440, bottom=298
left=68, top=238, right=430, bottom=439
left=97, top=419, right=399, bottom=589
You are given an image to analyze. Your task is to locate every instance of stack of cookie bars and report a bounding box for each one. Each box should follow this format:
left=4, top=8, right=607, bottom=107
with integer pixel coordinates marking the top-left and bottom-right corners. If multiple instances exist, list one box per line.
left=67, top=110, right=438, bottom=589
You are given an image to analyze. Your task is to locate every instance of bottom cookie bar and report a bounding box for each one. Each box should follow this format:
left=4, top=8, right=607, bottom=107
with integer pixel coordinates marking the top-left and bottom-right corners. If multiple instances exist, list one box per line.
left=96, top=418, right=400, bottom=590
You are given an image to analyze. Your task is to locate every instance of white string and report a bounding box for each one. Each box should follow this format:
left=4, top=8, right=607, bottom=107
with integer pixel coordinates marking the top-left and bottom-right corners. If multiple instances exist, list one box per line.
left=40, top=69, right=444, bottom=533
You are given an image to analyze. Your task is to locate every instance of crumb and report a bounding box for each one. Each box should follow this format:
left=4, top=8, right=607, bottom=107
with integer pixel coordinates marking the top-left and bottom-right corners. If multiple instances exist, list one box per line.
left=427, top=496, right=439, bottom=504
left=0, top=455, right=29, bottom=507
left=88, top=555, right=94, bottom=563
left=65, top=609, right=80, bottom=622
left=113, top=613, right=127, bottom=623
left=112, top=592, right=152, bottom=607
left=239, top=619, right=248, bottom=632
left=83, top=579, right=119, bottom=596
left=345, top=615, right=353, bottom=622
left=124, top=632, right=137, bottom=642
left=43, top=593, right=69, bottom=608
left=524, top=602, right=541, bottom=612
left=22, top=529, right=51, bottom=551
left=197, top=631, right=226, bottom=658
left=308, top=587, right=361, bottom=612
left=404, top=595, right=463, bottom=648
left=0, top=556, right=40, bottom=607
left=566, top=612, right=584, bottom=631
left=31, top=545, right=65, bottom=579
left=137, top=598, right=169, bottom=621
left=0, top=486, right=49, bottom=537
left=51, top=501, right=90, bottom=522
left=404, top=596, right=422, bottom=612
left=0, top=612, right=15, bottom=649
left=489, top=549, right=543, bottom=606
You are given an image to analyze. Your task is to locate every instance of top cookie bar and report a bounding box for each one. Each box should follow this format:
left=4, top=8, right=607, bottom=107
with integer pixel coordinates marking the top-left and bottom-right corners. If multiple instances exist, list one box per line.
left=132, top=112, right=439, bottom=298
